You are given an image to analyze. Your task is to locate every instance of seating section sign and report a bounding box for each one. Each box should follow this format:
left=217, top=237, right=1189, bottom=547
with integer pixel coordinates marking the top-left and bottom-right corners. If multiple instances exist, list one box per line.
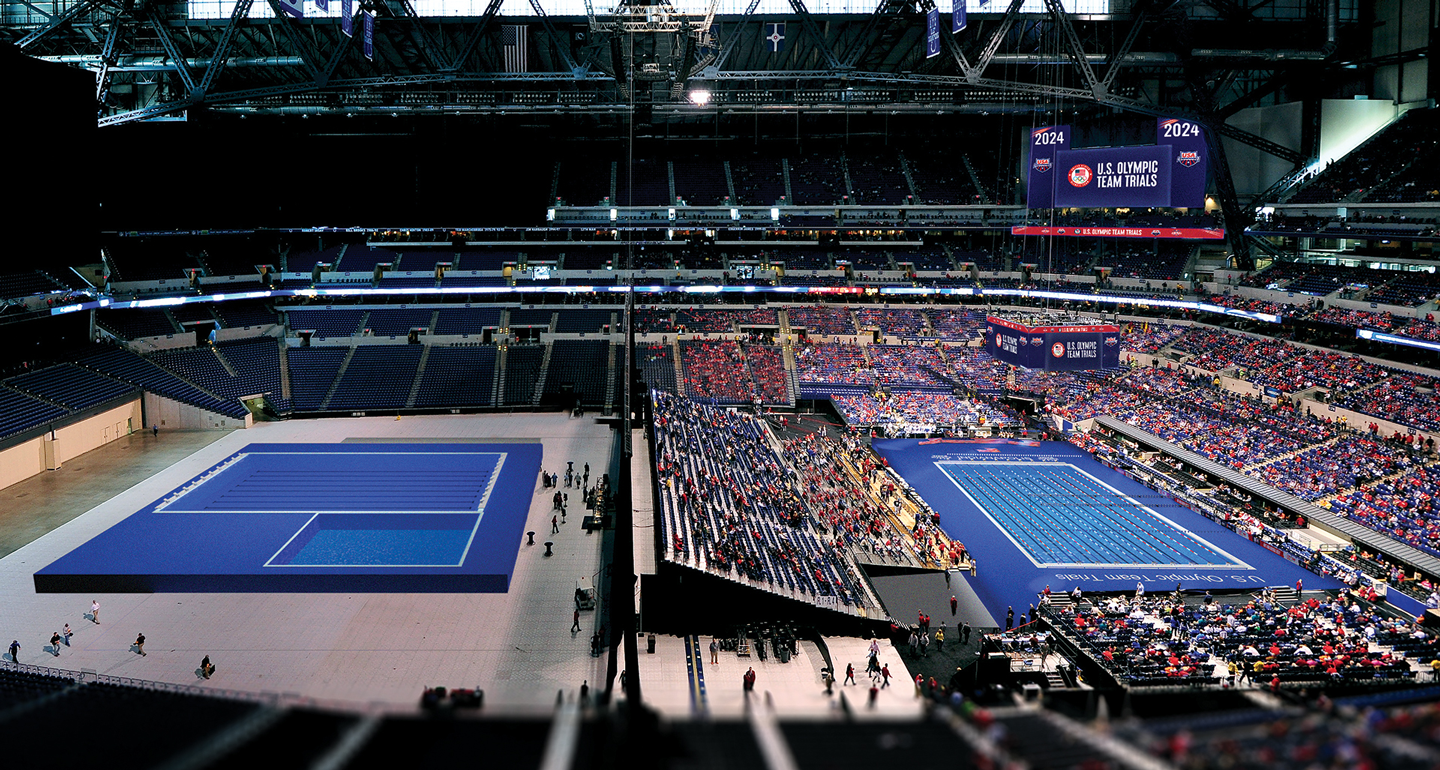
left=986, top=316, right=1121, bottom=372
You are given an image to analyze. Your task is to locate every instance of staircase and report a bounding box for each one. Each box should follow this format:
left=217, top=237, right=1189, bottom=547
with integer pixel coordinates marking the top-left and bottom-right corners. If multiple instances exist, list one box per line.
left=667, top=161, right=677, bottom=204
left=781, top=342, right=800, bottom=405
left=839, top=153, right=856, bottom=201
left=961, top=153, right=989, bottom=204
left=211, top=345, right=238, bottom=377
left=277, top=339, right=292, bottom=401
left=428, top=310, right=440, bottom=335
left=780, top=158, right=794, bottom=203
left=1244, top=436, right=1335, bottom=472
left=723, top=160, right=737, bottom=203
left=1193, top=245, right=1231, bottom=276
left=319, top=345, right=358, bottom=410
left=897, top=151, right=920, bottom=202
left=494, top=346, right=508, bottom=405
left=532, top=342, right=554, bottom=406
left=550, top=160, right=562, bottom=204
left=604, top=340, right=618, bottom=416
left=672, top=338, right=686, bottom=396
left=609, top=161, right=618, bottom=204
left=405, top=345, right=431, bottom=408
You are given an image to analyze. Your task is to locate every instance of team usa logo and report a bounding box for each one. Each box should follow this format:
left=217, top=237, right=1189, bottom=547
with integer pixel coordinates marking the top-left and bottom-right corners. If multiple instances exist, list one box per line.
left=1104, top=336, right=1118, bottom=347
left=1033, top=157, right=1052, bottom=173
left=1051, top=342, right=1066, bottom=358
left=1018, top=336, right=1028, bottom=346
left=1068, top=164, right=1093, bottom=187
left=1031, top=337, right=1044, bottom=346
left=1177, top=151, right=1201, bottom=167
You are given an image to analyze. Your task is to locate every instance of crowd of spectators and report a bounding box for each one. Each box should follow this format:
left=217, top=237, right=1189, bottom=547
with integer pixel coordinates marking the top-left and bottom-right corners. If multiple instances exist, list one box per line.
left=1335, top=372, right=1440, bottom=432
left=1047, top=587, right=1426, bottom=688
left=743, top=344, right=789, bottom=404
left=868, top=344, right=952, bottom=388
left=651, top=392, right=868, bottom=605
left=1325, top=464, right=1440, bottom=556
left=787, top=305, right=857, bottom=336
left=833, top=391, right=1020, bottom=429
left=794, top=341, right=876, bottom=386
left=679, top=341, right=752, bottom=403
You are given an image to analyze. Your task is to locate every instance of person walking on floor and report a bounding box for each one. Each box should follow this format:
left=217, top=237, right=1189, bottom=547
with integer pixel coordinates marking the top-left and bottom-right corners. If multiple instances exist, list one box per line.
left=935, top=628, right=945, bottom=652
left=743, top=667, right=756, bottom=692
left=91, top=599, right=100, bottom=624
left=552, top=515, right=559, bottom=534
left=135, top=633, right=146, bottom=656
left=49, top=632, right=61, bottom=656
left=962, top=621, right=971, bottom=644
left=868, top=683, right=879, bottom=708
left=1005, top=607, right=1014, bottom=631
left=8, top=639, right=18, bottom=663
left=62, top=625, right=72, bottom=647
left=950, top=595, right=958, bottom=615
left=201, top=656, right=214, bottom=679
left=845, top=663, right=855, bottom=685
left=880, top=664, right=891, bottom=688
left=571, top=609, right=581, bottom=633
left=710, top=639, right=719, bottom=664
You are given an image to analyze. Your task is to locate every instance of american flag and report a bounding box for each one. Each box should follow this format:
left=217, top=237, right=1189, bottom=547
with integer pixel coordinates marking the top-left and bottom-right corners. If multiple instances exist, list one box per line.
left=502, top=25, right=528, bottom=73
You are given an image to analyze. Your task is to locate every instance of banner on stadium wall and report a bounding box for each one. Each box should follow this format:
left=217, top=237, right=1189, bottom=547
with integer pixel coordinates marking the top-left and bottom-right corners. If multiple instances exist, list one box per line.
left=341, top=0, right=353, bottom=37
left=953, top=0, right=967, bottom=32
left=926, top=9, right=941, bottom=58
left=276, top=0, right=303, bottom=17
left=986, top=316, right=1121, bottom=371
left=1010, top=226, right=1225, bottom=240
left=1026, top=125, right=1070, bottom=209
left=315, top=0, right=328, bottom=11
left=1052, top=145, right=1174, bottom=208
left=1158, top=118, right=1207, bottom=209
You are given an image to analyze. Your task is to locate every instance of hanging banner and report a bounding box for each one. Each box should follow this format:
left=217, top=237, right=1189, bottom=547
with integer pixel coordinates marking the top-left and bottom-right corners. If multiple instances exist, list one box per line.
left=953, top=0, right=967, bottom=32
left=276, top=0, right=303, bottom=18
left=363, top=11, right=374, bottom=60
left=1158, top=117, right=1208, bottom=208
left=341, top=0, right=352, bottom=37
left=1052, top=144, right=1175, bottom=208
left=1025, top=125, right=1070, bottom=209
left=926, top=8, right=941, bottom=58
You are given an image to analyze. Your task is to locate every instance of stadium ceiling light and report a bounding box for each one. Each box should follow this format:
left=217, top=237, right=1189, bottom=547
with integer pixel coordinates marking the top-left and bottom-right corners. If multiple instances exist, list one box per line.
left=688, top=89, right=711, bottom=106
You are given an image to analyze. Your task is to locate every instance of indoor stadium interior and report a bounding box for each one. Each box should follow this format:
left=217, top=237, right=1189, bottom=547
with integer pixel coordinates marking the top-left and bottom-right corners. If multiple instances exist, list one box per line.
left=3, top=0, right=1440, bottom=766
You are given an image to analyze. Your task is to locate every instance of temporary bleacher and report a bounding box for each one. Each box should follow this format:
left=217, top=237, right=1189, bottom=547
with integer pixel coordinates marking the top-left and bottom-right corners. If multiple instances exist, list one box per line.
left=0, top=385, right=71, bottom=440
left=78, top=348, right=248, bottom=418
left=6, top=364, right=137, bottom=411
